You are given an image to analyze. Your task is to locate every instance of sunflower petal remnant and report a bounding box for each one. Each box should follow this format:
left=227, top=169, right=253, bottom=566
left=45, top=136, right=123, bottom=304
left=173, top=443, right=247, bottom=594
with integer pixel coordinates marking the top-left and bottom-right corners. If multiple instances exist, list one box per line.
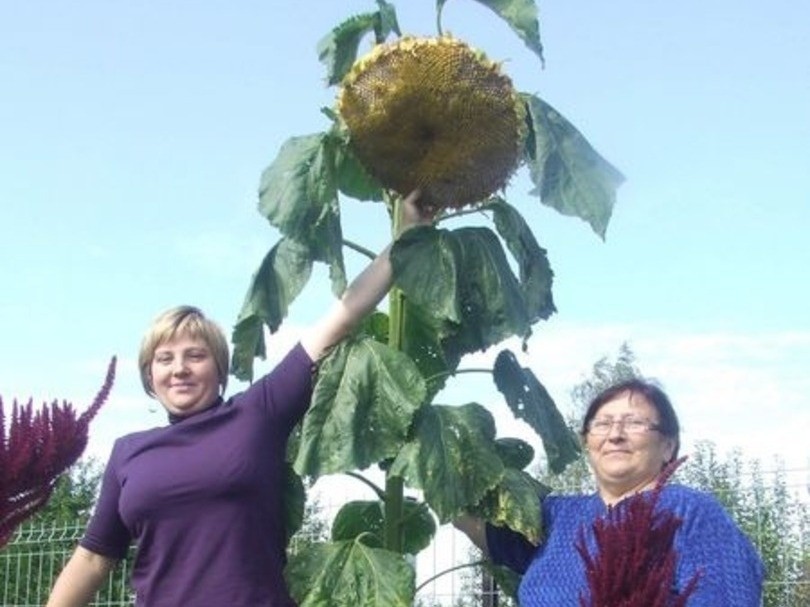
left=337, top=35, right=526, bottom=210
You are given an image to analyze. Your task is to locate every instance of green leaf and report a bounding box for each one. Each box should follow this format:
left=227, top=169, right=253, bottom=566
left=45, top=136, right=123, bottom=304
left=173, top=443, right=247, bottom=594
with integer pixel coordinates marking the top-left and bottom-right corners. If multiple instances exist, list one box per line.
left=437, top=0, right=544, bottom=65
left=317, top=13, right=378, bottom=87
left=489, top=198, right=556, bottom=322
left=392, top=225, right=533, bottom=360
left=258, top=133, right=347, bottom=294
left=358, top=310, right=390, bottom=343
left=399, top=299, right=452, bottom=400
left=391, top=225, right=462, bottom=324
left=374, top=1, right=401, bottom=44
left=316, top=3, right=401, bottom=86
left=475, top=468, right=549, bottom=544
left=331, top=498, right=436, bottom=555
left=390, top=403, right=504, bottom=522
left=231, top=238, right=314, bottom=382
left=493, top=349, right=581, bottom=473
left=286, top=540, right=415, bottom=607
left=522, top=93, right=624, bottom=238
left=327, top=130, right=385, bottom=202
left=294, top=336, right=426, bottom=477
left=494, top=437, right=535, bottom=470
left=283, top=464, right=306, bottom=542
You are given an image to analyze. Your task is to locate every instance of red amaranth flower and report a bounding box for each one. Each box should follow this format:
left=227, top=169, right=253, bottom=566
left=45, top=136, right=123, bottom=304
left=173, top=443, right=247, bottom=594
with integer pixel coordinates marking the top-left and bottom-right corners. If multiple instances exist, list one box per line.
left=576, top=458, right=701, bottom=607
left=0, top=356, right=116, bottom=548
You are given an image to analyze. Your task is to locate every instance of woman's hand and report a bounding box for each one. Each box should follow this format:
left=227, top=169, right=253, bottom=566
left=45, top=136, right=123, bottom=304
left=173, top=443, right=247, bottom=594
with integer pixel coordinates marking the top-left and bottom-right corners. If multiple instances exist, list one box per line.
left=399, top=189, right=436, bottom=233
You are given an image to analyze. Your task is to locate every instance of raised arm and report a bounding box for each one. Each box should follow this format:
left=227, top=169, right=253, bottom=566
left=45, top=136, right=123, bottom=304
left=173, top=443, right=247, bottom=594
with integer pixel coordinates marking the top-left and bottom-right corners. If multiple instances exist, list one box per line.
left=300, top=190, right=432, bottom=362
left=46, top=546, right=117, bottom=607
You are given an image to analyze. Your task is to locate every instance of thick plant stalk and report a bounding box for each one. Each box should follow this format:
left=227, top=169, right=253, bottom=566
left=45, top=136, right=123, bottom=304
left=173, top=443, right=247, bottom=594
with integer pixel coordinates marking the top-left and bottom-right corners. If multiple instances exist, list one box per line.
left=0, top=356, right=116, bottom=548
left=383, top=195, right=408, bottom=553
left=576, top=458, right=700, bottom=607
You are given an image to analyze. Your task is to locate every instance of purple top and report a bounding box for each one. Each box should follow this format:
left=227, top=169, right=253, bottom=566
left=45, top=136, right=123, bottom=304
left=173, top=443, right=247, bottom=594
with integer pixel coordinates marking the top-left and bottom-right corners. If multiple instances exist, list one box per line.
left=81, top=343, right=314, bottom=607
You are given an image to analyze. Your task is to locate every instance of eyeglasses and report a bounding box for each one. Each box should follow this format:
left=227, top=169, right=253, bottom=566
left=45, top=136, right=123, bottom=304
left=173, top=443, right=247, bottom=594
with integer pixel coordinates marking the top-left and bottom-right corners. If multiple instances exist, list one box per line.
left=587, top=416, right=661, bottom=436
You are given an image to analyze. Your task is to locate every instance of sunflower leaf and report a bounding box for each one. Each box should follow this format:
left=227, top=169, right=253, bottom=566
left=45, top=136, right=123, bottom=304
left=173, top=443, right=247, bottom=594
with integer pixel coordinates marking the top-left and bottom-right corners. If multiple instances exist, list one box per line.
left=474, top=467, right=549, bottom=545
left=489, top=198, right=556, bottom=323
left=493, top=349, right=582, bottom=473
left=294, top=336, right=426, bottom=477
left=399, top=299, right=453, bottom=400
left=391, top=225, right=533, bottom=360
left=258, top=133, right=346, bottom=294
left=522, top=93, right=624, bottom=239
left=286, top=540, right=415, bottom=607
left=494, top=437, right=535, bottom=470
left=231, top=238, right=313, bottom=382
left=317, top=13, right=378, bottom=86
left=390, top=403, right=504, bottom=522
left=327, top=130, right=384, bottom=202
left=331, top=498, right=436, bottom=555
left=317, top=4, right=401, bottom=86
left=437, top=0, right=544, bottom=65
left=374, top=1, right=401, bottom=42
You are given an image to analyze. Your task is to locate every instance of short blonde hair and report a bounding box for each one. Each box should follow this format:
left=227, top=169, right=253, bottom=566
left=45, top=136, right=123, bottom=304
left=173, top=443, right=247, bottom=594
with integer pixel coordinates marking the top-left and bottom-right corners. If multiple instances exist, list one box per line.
left=138, top=305, right=230, bottom=397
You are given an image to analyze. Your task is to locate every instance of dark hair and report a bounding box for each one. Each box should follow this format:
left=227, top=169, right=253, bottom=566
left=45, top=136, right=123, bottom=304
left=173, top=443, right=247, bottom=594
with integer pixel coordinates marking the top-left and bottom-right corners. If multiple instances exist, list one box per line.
left=580, top=378, right=680, bottom=460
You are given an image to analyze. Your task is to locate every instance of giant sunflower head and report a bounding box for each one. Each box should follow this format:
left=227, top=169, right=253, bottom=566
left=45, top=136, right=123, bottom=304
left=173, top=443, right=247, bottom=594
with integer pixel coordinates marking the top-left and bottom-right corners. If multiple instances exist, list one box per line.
left=337, top=35, right=526, bottom=209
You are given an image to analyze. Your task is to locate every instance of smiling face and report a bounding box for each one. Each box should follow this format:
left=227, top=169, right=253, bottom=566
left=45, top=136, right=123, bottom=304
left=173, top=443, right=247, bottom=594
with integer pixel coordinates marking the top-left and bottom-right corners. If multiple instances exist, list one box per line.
left=149, top=334, right=221, bottom=417
left=585, top=390, right=677, bottom=504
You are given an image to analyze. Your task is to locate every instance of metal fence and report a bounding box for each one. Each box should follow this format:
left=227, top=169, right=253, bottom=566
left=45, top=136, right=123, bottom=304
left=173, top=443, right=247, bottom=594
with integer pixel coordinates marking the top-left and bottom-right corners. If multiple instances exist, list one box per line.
left=2, top=472, right=808, bottom=606
left=0, top=524, right=134, bottom=607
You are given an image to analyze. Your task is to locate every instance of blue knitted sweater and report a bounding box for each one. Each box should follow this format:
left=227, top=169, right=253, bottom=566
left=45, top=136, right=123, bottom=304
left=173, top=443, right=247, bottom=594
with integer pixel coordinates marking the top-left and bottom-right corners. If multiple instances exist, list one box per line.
left=486, top=484, right=764, bottom=606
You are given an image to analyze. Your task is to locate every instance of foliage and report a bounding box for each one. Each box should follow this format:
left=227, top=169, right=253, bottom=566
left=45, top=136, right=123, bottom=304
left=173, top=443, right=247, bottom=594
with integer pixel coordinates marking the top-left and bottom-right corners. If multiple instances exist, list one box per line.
left=569, top=342, right=641, bottom=413
left=232, top=1, right=622, bottom=604
left=0, top=357, right=116, bottom=548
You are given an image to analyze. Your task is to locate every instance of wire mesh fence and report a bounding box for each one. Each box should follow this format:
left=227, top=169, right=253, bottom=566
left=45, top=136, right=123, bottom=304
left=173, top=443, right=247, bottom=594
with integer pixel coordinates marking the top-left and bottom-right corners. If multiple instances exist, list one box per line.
left=2, top=468, right=807, bottom=606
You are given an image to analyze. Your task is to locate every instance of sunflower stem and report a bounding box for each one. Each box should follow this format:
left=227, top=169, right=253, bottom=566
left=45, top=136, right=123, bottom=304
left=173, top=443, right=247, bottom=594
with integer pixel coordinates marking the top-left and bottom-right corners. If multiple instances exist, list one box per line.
left=383, top=193, right=407, bottom=553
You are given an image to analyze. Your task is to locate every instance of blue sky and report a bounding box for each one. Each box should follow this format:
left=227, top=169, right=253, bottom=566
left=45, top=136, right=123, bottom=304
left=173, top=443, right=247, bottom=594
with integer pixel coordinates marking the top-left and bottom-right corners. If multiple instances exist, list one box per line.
left=2, top=0, right=808, bottom=489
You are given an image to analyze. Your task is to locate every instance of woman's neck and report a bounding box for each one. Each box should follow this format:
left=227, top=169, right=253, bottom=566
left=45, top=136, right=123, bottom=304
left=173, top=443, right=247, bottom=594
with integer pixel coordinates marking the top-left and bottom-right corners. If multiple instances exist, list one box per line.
left=598, top=475, right=660, bottom=506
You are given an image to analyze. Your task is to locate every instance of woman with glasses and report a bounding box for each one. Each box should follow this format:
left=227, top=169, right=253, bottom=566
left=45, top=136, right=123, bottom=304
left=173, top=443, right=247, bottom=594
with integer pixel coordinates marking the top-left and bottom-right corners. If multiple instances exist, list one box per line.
left=454, top=378, right=764, bottom=605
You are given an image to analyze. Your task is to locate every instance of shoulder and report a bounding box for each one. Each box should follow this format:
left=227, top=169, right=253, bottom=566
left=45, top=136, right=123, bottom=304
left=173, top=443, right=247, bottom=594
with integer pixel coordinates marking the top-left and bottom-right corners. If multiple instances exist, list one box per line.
left=658, top=483, right=725, bottom=513
left=247, top=342, right=315, bottom=391
left=658, top=484, right=747, bottom=537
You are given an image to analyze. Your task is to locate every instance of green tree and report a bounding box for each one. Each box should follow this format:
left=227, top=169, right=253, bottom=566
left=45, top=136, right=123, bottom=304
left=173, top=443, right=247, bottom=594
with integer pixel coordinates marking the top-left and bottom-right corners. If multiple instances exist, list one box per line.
left=232, top=1, right=621, bottom=604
